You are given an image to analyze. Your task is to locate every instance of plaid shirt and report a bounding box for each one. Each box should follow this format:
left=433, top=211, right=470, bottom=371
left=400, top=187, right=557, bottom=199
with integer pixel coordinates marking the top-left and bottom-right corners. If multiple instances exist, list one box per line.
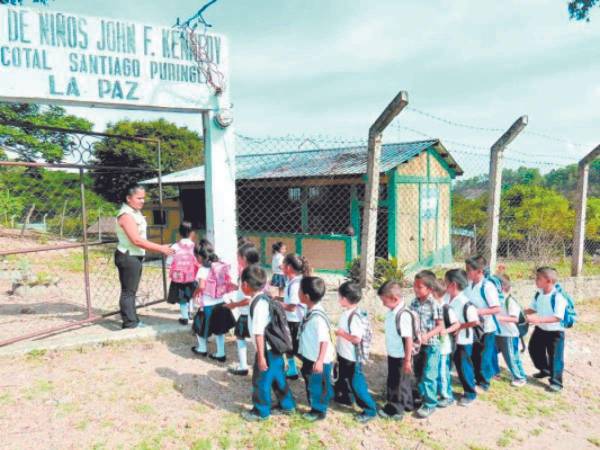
left=410, top=296, right=443, bottom=345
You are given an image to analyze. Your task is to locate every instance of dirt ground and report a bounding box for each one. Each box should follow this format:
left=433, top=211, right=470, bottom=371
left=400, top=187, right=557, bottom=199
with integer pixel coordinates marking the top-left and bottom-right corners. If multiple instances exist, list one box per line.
left=1, top=299, right=599, bottom=450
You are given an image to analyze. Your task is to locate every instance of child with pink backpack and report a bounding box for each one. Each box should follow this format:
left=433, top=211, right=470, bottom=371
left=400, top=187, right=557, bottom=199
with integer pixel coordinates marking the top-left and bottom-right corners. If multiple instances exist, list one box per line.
left=191, top=242, right=237, bottom=362
left=166, top=222, right=199, bottom=326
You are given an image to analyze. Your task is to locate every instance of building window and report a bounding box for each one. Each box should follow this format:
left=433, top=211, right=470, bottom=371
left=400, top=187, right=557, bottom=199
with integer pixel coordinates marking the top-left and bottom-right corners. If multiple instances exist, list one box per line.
left=288, top=187, right=301, bottom=202
left=152, top=209, right=167, bottom=226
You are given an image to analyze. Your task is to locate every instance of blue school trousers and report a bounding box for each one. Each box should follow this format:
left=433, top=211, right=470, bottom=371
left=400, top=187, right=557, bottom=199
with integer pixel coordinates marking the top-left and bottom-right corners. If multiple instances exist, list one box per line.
left=413, top=344, right=441, bottom=408
left=472, top=332, right=496, bottom=389
left=300, top=356, right=334, bottom=415
left=528, top=327, right=565, bottom=388
left=496, top=336, right=527, bottom=381
left=453, top=344, right=477, bottom=400
left=333, top=355, right=377, bottom=416
left=252, top=350, right=296, bottom=418
left=437, top=353, right=453, bottom=400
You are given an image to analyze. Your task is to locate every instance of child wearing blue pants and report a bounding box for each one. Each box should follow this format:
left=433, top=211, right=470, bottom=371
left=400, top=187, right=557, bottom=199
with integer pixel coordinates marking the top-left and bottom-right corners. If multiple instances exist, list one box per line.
left=333, top=281, right=377, bottom=422
left=496, top=274, right=527, bottom=386
left=433, top=279, right=461, bottom=407
left=242, top=266, right=296, bottom=421
left=298, top=276, right=334, bottom=422
left=464, top=256, right=502, bottom=391
left=446, top=269, right=481, bottom=407
left=410, top=270, right=444, bottom=419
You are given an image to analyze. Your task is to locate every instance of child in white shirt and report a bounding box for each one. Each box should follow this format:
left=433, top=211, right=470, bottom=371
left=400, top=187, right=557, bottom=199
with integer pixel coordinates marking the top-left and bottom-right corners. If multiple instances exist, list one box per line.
left=525, top=267, right=568, bottom=393
left=298, top=276, right=334, bottom=422
left=333, top=281, right=377, bottom=422
left=270, top=242, right=287, bottom=297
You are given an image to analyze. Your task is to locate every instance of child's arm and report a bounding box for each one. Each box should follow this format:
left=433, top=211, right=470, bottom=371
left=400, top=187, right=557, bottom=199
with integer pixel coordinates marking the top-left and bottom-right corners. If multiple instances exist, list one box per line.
left=478, top=305, right=501, bottom=316
left=445, top=321, right=461, bottom=334
left=402, top=337, right=413, bottom=374
left=312, top=341, right=328, bottom=374
left=526, top=315, right=560, bottom=325
left=225, top=298, right=250, bottom=309
left=497, top=314, right=518, bottom=323
left=335, top=328, right=361, bottom=344
left=255, top=335, right=268, bottom=371
left=421, top=318, right=444, bottom=344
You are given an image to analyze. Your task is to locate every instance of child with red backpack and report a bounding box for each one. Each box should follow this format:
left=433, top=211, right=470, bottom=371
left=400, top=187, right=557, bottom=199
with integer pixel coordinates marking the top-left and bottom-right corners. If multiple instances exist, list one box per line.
left=191, top=243, right=236, bottom=362
left=166, top=222, right=199, bottom=326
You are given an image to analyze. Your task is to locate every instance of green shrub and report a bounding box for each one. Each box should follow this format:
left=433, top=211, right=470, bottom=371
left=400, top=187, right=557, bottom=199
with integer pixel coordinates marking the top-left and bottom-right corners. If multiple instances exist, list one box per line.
left=346, top=257, right=406, bottom=289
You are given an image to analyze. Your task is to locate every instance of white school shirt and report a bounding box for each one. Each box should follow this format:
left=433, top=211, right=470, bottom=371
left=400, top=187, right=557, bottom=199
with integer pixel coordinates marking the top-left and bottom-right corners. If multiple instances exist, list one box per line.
left=272, top=253, right=284, bottom=275
left=529, top=289, right=567, bottom=332
left=235, top=288, right=250, bottom=315
left=384, top=303, right=413, bottom=359
left=283, top=276, right=305, bottom=323
left=465, top=279, right=500, bottom=333
left=298, top=304, right=335, bottom=363
left=449, top=292, right=479, bottom=346
left=498, top=295, right=520, bottom=338
left=196, top=266, right=224, bottom=307
left=336, top=306, right=365, bottom=362
left=248, top=293, right=271, bottom=350
left=439, top=294, right=458, bottom=355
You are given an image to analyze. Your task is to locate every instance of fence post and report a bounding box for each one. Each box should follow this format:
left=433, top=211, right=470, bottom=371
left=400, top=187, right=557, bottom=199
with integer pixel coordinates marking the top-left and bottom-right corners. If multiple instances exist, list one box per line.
left=79, top=168, right=93, bottom=319
left=20, top=204, right=35, bottom=237
left=485, top=116, right=528, bottom=273
left=359, top=91, right=409, bottom=291
left=572, top=144, right=600, bottom=277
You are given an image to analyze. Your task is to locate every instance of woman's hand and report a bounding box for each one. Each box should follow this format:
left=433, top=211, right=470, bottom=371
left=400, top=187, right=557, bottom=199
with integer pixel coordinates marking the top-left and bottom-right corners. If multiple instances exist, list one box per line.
left=160, top=245, right=176, bottom=256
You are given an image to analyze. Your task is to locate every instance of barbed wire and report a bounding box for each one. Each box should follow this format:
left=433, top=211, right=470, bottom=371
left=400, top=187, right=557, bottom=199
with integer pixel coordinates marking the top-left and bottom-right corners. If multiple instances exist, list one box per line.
left=404, top=106, right=586, bottom=148
left=395, top=124, right=578, bottom=168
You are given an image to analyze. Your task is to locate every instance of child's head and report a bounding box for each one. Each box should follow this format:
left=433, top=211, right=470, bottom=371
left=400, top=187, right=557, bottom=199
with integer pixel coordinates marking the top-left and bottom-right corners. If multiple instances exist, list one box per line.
left=498, top=274, right=511, bottom=294
left=535, top=266, right=558, bottom=291
left=240, top=265, right=267, bottom=296
left=196, top=244, right=218, bottom=268
left=178, top=221, right=195, bottom=241
left=238, top=236, right=251, bottom=247
left=237, top=243, right=260, bottom=270
left=432, top=278, right=447, bottom=301
left=272, top=241, right=287, bottom=255
left=299, top=276, right=326, bottom=307
left=377, top=280, right=403, bottom=310
left=465, top=255, right=487, bottom=282
left=413, top=270, right=437, bottom=301
left=338, top=281, right=361, bottom=308
left=283, top=254, right=310, bottom=278
left=444, top=269, right=468, bottom=297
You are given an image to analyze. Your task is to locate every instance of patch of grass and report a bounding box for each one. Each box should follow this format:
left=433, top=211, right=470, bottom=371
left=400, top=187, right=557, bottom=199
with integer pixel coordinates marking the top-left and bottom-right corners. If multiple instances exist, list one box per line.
left=480, top=375, right=568, bottom=417
left=497, top=429, right=519, bottom=448
left=133, top=428, right=178, bottom=450
left=0, top=392, right=14, bottom=405
left=24, top=379, right=54, bottom=399
left=530, top=428, right=543, bottom=437
left=283, top=430, right=302, bottom=450
left=466, top=445, right=492, bottom=450
left=218, top=434, right=232, bottom=450
left=191, top=438, right=213, bottom=450
left=26, top=349, right=47, bottom=361
left=133, top=403, right=155, bottom=416
left=75, top=419, right=89, bottom=431
left=57, top=402, right=78, bottom=416
left=588, top=437, right=600, bottom=448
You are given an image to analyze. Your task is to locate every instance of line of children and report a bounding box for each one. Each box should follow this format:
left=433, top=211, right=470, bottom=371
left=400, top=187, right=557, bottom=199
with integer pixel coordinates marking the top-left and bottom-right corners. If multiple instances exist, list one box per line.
left=168, top=232, right=568, bottom=421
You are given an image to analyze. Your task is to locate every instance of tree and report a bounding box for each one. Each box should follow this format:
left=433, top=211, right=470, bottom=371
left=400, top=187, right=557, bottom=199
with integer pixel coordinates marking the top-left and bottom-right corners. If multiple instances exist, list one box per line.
left=91, top=119, right=203, bottom=203
left=568, top=0, right=599, bottom=21
left=0, top=103, right=93, bottom=162
left=586, top=197, right=600, bottom=241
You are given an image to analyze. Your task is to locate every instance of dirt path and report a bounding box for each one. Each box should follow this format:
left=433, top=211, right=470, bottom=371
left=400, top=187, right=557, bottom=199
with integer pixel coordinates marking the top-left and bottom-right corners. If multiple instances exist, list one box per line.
left=0, top=301, right=599, bottom=450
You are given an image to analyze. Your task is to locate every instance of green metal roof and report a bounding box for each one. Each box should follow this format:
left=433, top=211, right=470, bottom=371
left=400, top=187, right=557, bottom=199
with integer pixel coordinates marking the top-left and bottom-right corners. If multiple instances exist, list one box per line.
left=142, top=139, right=462, bottom=185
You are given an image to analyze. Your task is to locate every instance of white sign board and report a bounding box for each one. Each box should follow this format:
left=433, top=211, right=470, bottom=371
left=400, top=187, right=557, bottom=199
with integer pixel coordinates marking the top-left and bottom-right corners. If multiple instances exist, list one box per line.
left=0, top=6, right=228, bottom=111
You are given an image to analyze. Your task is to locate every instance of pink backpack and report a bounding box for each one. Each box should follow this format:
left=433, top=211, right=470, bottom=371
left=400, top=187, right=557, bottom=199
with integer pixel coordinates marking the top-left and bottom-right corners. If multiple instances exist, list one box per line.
left=169, top=241, right=198, bottom=284
left=204, top=261, right=236, bottom=298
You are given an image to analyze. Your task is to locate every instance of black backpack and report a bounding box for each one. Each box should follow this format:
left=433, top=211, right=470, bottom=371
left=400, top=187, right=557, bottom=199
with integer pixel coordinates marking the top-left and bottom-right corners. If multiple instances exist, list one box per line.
left=250, top=293, right=293, bottom=355
left=462, top=301, right=484, bottom=342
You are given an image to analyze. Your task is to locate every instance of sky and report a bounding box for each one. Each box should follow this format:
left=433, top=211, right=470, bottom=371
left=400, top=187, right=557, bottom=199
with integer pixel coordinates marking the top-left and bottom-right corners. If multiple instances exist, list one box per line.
left=25, top=0, right=600, bottom=176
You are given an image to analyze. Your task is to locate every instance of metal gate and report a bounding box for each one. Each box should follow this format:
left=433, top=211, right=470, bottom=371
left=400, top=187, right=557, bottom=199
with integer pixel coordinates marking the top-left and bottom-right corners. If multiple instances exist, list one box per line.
left=0, top=119, right=167, bottom=347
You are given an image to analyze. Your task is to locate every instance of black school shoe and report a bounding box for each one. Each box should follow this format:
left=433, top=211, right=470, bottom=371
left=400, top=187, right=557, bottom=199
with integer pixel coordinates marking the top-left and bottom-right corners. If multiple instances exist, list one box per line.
left=333, top=396, right=354, bottom=407
left=191, top=346, right=207, bottom=357
left=209, top=353, right=226, bottom=363
left=303, top=410, right=326, bottom=422
left=178, top=318, right=189, bottom=325
left=533, top=371, right=550, bottom=379
left=378, top=404, right=404, bottom=421
left=227, top=367, right=249, bottom=376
